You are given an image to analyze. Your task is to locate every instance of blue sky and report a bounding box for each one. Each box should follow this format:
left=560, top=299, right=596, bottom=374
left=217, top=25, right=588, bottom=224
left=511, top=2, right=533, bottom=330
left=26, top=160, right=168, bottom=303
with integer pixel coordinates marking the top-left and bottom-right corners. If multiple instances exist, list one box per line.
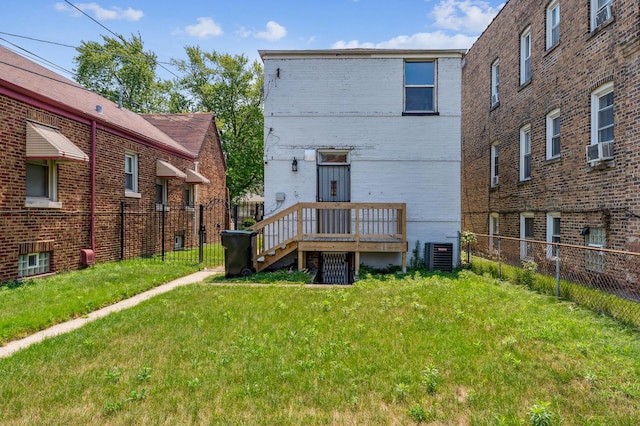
left=1, top=0, right=504, bottom=79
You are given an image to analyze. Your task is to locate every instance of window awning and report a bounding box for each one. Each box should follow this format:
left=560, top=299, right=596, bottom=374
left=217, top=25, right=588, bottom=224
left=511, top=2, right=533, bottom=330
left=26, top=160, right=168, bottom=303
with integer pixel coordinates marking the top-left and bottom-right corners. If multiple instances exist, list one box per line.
left=156, top=159, right=186, bottom=179
left=185, top=168, right=210, bottom=184
left=26, top=122, right=89, bottom=163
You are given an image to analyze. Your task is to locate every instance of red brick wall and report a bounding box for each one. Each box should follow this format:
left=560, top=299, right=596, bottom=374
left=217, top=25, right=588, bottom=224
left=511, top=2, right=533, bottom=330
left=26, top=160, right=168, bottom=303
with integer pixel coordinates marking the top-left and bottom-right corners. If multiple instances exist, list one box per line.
left=194, top=120, right=228, bottom=202
left=462, top=0, right=640, bottom=283
left=0, top=94, right=199, bottom=282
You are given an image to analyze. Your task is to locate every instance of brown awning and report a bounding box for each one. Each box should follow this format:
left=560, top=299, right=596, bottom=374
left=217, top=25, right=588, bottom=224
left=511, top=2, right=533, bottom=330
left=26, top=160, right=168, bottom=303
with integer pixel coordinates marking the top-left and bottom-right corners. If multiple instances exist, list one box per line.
left=26, top=122, right=89, bottom=163
left=156, top=159, right=186, bottom=179
left=185, top=168, right=210, bottom=184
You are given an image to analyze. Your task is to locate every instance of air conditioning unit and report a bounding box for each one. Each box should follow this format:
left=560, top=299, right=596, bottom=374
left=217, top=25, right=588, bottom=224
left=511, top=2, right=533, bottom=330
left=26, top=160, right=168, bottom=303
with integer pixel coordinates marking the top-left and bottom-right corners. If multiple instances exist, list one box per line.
left=586, top=141, right=614, bottom=165
left=595, top=3, right=612, bottom=27
left=424, top=243, right=453, bottom=272
left=491, top=93, right=499, bottom=105
left=491, top=175, right=499, bottom=186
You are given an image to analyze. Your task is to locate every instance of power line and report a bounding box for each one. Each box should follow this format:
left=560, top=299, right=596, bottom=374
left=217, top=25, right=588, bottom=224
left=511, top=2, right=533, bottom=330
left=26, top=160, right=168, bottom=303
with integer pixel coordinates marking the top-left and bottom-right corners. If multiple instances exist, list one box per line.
left=0, top=32, right=76, bottom=48
left=0, top=38, right=75, bottom=77
left=64, top=0, right=125, bottom=43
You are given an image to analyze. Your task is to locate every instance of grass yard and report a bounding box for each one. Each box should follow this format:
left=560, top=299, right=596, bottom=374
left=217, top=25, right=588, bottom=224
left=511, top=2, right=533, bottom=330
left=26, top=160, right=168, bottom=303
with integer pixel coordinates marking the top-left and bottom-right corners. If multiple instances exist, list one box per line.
left=0, top=259, right=200, bottom=345
left=1, top=270, right=639, bottom=424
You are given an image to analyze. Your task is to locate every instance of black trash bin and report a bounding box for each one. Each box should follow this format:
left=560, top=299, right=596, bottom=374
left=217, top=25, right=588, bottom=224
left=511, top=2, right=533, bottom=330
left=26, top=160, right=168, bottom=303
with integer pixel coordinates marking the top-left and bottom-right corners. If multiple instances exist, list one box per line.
left=221, top=230, right=256, bottom=278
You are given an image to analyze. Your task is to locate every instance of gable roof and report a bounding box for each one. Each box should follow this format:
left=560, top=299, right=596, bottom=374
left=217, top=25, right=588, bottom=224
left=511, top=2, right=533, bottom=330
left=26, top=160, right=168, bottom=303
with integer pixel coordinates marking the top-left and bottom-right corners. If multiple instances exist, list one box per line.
left=140, top=113, right=215, bottom=157
left=0, top=45, right=193, bottom=159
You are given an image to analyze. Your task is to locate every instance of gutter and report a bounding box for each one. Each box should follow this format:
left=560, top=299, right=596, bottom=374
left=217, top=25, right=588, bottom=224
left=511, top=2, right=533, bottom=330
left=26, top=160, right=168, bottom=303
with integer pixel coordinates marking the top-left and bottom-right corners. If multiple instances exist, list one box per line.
left=91, top=120, right=97, bottom=251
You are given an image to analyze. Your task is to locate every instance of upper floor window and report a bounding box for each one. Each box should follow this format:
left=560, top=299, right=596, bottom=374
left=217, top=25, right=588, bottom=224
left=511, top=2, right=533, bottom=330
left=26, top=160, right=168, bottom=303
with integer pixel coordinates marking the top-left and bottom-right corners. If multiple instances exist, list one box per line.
left=125, top=152, right=140, bottom=197
left=546, top=109, right=561, bottom=159
left=491, top=60, right=500, bottom=106
left=546, top=0, right=560, bottom=49
left=588, top=82, right=614, bottom=165
left=404, top=61, right=435, bottom=113
left=490, top=143, right=499, bottom=187
left=520, top=125, right=532, bottom=181
left=591, top=0, right=613, bottom=31
left=520, top=27, right=532, bottom=85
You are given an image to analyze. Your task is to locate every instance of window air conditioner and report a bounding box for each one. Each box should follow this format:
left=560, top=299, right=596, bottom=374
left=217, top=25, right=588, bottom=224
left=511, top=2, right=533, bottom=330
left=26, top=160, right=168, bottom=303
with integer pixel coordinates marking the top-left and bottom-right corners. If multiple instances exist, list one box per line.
left=491, top=175, right=499, bottom=186
left=595, top=4, right=612, bottom=27
left=586, top=141, right=614, bottom=165
left=491, top=93, right=499, bottom=105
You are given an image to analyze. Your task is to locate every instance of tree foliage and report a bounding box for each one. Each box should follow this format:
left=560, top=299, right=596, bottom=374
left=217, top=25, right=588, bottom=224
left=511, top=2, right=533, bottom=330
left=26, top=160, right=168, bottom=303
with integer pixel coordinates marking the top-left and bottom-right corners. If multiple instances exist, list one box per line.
left=74, top=33, right=165, bottom=113
left=173, top=47, right=264, bottom=202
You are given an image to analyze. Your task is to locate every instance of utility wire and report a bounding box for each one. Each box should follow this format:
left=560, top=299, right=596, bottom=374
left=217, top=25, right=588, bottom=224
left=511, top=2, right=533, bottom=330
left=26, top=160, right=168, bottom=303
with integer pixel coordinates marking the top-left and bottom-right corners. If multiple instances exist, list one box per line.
left=0, top=32, right=76, bottom=48
left=0, top=38, right=75, bottom=77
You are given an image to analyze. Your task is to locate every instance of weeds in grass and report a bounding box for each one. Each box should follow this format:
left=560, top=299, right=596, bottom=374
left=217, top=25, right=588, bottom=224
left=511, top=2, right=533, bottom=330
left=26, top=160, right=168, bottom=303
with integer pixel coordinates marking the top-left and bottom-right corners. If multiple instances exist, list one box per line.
left=104, top=367, right=122, bottom=383
left=187, top=378, right=202, bottom=391
left=528, top=401, right=553, bottom=426
left=394, top=382, right=409, bottom=401
left=137, top=367, right=152, bottom=382
left=410, top=403, right=434, bottom=423
left=421, top=365, right=440, bottom=394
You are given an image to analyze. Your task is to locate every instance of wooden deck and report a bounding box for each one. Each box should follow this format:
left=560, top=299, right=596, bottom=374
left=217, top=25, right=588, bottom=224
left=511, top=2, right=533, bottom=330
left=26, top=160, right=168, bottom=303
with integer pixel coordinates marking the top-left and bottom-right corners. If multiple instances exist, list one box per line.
left=251, top=202, right=408, bottom=274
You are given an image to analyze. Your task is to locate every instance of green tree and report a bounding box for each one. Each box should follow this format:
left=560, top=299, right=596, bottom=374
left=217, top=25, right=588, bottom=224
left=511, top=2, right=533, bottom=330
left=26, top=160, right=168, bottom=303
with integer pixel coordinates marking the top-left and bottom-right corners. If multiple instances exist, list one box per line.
left=173, top=47, right=264, bottom=202
left=74, top=33, right=162, bottom=113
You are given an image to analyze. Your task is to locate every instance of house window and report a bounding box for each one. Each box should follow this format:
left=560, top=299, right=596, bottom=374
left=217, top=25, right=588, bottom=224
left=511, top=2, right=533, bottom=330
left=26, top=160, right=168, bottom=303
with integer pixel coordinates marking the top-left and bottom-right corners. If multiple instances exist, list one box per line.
left=591, top=83, right=614, bottom=145
left=489, top=213, right=499, bottom=253
left=520, top=27, right=531, bottom=85
left=26, top=160, right=61, bottom=208
left=520, top=213, right=535, bottom=259
left=18, top=252, right=50, bottom=278
left=546, top=109, right=561, bottom=159
left=185, top=184, right=195, bottom=208
left=404, top=61, right=435, bottom=113
left=591, top=0, right=613, bottom=31
left=156, top=178, right=168, bottom=207
left=490, top=143, right=499, bottom=187
left=491, top=60, right=500, bottom=106
left=546, top=213, right=561, bottom=258
left=546, top=0, right=560, bottom=49
left=125, top=152, right=139, bottom=196
left=585, top=227, right=606, bottom=272
left=520, top=125, right=532, bottom=181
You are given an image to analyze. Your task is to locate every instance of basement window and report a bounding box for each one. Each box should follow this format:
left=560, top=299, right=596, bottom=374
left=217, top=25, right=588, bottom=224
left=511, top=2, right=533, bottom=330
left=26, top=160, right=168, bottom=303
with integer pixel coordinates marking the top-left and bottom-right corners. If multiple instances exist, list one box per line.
left=18, top=252, right=51, bottom=278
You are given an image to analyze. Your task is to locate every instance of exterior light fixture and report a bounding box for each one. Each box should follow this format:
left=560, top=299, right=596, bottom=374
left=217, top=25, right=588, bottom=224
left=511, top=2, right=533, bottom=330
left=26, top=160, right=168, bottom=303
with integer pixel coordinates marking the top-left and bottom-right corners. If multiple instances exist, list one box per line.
left=292, top=158, right=298, bottom=172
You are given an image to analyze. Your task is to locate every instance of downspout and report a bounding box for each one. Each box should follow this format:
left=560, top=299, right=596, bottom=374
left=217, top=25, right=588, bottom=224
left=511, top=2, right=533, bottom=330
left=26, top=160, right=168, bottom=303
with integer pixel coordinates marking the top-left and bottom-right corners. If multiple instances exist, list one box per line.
left=90, top=120, right=97, bottom=251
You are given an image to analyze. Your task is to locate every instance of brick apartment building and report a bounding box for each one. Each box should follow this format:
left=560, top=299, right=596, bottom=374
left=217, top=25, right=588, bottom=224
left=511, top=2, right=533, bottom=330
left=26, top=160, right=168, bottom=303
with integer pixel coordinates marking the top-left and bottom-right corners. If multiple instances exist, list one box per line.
left=461, top=0, right=639, bottom=280
left=0, top=46, right=225, bottom=283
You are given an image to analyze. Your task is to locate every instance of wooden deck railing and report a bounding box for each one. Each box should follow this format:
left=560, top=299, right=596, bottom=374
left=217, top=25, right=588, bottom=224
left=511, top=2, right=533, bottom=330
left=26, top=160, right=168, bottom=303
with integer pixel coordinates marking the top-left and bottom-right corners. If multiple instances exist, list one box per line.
left=251, top=202, right=407, bottom=269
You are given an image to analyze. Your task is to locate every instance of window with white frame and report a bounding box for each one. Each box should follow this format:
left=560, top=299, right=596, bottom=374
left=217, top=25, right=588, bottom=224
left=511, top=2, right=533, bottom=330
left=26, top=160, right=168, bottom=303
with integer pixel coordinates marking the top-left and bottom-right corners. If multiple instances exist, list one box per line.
left=404, top=61, right=436, bottom=113
left=591, top=82, right=614, bottom=146
left=520, top=27, right=531, bottom=85
left=156, top=178, right=168, bottom=207
left=18, top=252, right=50, bottom=278
left=546, top=109, right=561, bottom=159
left=491, top=60, right=500, bottom=106
left=185, top=184, right=195, bottom=208
left=26, top=160, right=57, bottom=201
left=124, top=152, right=139, bottom=196
left=489, top=213, right=499, bottom=253
left=546, top=0, right=560, bottom=49
left=491, top=143, right=499, bottom=187
left=585, top=227, right=606, bottom=272
left=546, top=213, right=561, bottom=258
left=520, top=213, right=535, bottom=259
left=520, top=125, right=532, bottom=181
left=591, top=0, right=613, bottom=31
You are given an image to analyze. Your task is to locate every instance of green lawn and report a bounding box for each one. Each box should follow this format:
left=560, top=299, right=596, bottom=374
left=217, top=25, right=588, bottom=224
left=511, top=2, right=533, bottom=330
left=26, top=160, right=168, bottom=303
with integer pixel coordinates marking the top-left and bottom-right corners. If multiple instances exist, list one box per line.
left=1, top=270, right=639, bottom=424
left=0, top=258, right=200, bottom=345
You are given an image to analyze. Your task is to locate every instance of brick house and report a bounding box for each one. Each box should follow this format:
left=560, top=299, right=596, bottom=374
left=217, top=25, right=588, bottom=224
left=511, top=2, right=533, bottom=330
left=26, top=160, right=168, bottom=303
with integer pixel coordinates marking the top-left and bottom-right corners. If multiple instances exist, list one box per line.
left=0, top=46, right=220, bottom=283
left=257, top=49, right=465, bottom=282
left=461, top=0, right=640, bottom=279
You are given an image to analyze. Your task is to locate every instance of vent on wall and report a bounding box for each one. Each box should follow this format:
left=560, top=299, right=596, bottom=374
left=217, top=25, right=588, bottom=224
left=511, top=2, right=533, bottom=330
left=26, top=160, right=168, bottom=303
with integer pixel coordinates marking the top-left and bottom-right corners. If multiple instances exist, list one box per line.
left=424, top=243, right=453, bottom=272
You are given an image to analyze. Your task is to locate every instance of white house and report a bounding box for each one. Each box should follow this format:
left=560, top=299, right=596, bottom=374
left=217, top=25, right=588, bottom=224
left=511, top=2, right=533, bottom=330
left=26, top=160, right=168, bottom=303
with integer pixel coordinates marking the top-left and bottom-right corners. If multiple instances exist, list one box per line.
left=257, top=49, right=464, bottom=283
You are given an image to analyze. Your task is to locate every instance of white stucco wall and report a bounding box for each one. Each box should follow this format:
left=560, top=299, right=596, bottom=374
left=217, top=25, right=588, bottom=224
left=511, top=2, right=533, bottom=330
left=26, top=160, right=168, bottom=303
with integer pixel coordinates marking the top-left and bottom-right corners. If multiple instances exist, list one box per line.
left=261, top=51, right=463, bottom=268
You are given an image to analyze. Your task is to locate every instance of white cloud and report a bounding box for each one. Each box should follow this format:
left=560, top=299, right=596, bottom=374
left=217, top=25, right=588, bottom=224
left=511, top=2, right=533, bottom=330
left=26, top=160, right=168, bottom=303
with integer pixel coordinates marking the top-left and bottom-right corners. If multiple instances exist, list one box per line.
left=54, top=2, right=143, bottom=21
left=184, top=17, right=224, bottom=38
left=332, top=31, right=478, bottom=50
left=254, top=21, right=287, bottom=41
left=432, top=0, right=503, bottom=34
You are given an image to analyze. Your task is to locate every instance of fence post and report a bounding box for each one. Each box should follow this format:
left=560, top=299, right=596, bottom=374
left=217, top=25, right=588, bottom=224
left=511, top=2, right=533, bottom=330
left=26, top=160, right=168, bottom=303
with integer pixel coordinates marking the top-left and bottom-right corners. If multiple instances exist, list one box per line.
left=198, top=204, right=204, bottom=264
left=497, top=237, right=502, bottom=279
left=120, top=201, right=125, bottom=261
left=233, top=204, right=239, bottom=230
left=161, top=204, right=166, bottom=262
left=555, top=246, right=561, bottom=298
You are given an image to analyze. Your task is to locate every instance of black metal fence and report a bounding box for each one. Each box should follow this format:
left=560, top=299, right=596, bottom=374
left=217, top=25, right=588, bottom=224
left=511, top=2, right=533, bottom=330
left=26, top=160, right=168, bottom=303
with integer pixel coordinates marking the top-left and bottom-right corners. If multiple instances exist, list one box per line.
left=467, top=234, right=640, bottom=328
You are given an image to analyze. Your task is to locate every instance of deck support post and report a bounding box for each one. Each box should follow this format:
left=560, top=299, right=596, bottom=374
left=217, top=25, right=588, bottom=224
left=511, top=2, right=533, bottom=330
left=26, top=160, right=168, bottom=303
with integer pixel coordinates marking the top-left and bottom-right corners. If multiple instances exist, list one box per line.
left=298, top=249, right=304, bottom=272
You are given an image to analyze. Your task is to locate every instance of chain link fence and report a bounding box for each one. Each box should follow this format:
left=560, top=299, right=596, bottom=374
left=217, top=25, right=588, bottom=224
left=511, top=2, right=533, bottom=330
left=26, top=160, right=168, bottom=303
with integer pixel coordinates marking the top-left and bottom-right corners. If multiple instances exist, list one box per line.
left=465, top=234, right=640, bottom=328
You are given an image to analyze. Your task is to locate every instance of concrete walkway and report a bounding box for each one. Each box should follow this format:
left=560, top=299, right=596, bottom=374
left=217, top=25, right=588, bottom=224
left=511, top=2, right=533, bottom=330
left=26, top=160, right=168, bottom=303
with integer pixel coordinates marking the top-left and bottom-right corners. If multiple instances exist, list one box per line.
left=0, top=269, right=221, bottom=359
